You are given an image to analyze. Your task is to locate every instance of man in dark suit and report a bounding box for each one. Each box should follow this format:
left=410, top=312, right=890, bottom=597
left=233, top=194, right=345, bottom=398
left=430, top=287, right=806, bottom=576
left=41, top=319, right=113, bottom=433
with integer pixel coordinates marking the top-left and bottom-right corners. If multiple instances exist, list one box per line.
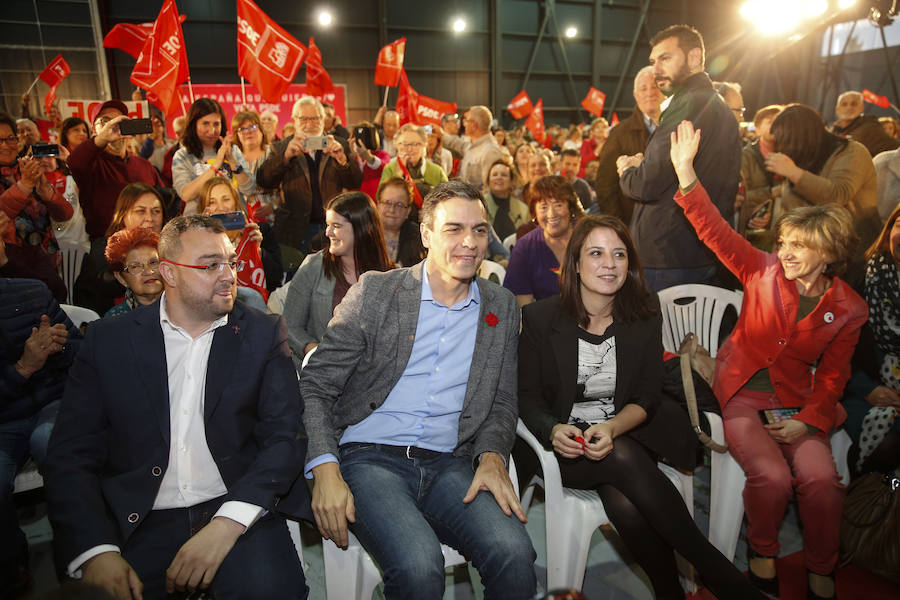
left=44, top=215, right=311, bottom=600
left=257, top=96, right=362, bottom=252
left=301, top=181, right=537, bottom=599
left=618, top=25, right=741, bottom=292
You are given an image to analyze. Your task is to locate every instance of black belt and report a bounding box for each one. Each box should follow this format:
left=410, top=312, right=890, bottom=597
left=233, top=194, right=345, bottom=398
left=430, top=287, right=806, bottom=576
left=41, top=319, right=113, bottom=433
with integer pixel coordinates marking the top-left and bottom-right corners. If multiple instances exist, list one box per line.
left=341, top=442, right=445, bottom=460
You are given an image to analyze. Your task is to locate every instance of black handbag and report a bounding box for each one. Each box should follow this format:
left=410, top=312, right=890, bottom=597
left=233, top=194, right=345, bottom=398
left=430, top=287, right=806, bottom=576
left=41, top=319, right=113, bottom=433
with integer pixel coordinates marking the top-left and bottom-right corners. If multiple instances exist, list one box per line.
left=839, top=472, right=900, bottom=584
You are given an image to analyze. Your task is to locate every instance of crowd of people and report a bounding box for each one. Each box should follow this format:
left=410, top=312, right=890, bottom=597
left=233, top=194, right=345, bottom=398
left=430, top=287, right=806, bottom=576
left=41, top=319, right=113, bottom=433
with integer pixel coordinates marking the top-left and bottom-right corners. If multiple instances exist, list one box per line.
left=2, top=19, right=899, bottom=600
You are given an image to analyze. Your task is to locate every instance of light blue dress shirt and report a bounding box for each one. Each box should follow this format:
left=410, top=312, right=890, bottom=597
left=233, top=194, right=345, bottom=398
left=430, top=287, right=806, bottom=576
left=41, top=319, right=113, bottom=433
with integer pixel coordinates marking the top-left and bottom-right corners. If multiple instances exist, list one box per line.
left=305, top=263, right=481, bottom=476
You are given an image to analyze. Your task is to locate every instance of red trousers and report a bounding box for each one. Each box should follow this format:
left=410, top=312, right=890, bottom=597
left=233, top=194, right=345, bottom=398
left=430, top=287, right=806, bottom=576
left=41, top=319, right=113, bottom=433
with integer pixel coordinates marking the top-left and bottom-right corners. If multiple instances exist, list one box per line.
left=723, top=389, right=845, bottom=574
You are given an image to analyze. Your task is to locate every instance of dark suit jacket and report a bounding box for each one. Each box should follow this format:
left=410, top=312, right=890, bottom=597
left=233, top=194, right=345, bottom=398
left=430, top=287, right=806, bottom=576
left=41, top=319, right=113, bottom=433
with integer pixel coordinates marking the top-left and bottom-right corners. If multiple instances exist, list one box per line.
left=517, top=295, right=698, bottom=472
left=44, top=300, right=312, bottom=570
left=620, top=71, right=741, bottom=269
left=593, top=106, right=652, bottom=224
left=257, top=136, right=363, bottom=248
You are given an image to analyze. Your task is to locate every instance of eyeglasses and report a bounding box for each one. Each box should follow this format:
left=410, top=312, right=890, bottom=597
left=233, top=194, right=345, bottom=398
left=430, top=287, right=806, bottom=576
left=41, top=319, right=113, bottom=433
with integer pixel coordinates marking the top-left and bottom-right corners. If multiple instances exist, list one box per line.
left=380, top=201, right=409, bottom=211
left=731, top=107, right=746, bottom=116
left=295, top=116, right=322, bottom=124
left=122, top=258, right=160, bottom=275
left=398, top=142, right=424, bottom=149
left=0, top=136, right=17, bottom=146
left=236, top=125, right=259, bottom=134
left=162, top=259, right=245, bottom=274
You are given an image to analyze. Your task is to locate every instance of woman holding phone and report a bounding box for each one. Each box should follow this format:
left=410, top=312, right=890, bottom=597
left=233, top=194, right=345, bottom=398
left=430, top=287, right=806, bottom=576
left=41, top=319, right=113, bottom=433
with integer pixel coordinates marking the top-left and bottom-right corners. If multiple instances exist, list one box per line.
left=197, top=177, right=282, bottom=301
left=670, top=120, right=867, bottom=600
left=172, top=98, right=256, bottom=215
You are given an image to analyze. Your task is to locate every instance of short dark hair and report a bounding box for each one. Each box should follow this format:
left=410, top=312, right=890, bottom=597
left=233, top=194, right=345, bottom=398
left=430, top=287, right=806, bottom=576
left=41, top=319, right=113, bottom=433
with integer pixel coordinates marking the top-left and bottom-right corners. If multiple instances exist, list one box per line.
left=525, top=176, right=585, bottom=220
left=771, top=103, right=847, bottom=174
left=559, top=215, right=656, bottom=326
left=560, top=148, right=580, bottom=159
left=650, top=24, right=705, bottom=66
left=376, top=177, right=413, bottom=206
left=158, top=215, right=227, bottom=261
left=60, top=117, right=90, bottom=149
left=0, top=112, right=15, bottom=135
left=183, top=98, right=227, bottom=159
left=420, top=180, right=485, bottom=228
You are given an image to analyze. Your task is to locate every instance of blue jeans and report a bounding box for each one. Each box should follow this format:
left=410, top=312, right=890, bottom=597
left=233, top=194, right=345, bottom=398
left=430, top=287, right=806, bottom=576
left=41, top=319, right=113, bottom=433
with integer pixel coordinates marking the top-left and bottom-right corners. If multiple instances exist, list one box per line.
left=122, top=496, right=308, bottom=600
left=339, top=445, right=537, bottom=600
left=0, top=412, right=40, bottom=565
left=643, top=264, right=718, bottom=292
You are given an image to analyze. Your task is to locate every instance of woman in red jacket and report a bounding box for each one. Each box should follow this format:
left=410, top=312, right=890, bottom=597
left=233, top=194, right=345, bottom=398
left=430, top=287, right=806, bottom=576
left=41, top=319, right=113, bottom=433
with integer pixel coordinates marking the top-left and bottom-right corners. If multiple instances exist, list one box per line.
left=670, top=120, right=867, bottom=600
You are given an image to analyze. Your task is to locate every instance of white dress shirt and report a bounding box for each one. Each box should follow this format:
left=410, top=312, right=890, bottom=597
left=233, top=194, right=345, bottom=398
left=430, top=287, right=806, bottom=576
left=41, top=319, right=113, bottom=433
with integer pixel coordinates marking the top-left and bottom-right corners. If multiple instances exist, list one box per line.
left=67, top=294, right=263, bottom=576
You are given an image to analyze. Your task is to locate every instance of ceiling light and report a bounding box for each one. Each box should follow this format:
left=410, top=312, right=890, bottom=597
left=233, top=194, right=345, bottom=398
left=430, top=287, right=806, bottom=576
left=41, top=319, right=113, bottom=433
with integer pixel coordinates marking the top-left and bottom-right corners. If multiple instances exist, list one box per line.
left=565, top=26, right=577, bottom=38
left=452, top=17, right=466, bottom=33
left=318, top=10, right=333, bottom=26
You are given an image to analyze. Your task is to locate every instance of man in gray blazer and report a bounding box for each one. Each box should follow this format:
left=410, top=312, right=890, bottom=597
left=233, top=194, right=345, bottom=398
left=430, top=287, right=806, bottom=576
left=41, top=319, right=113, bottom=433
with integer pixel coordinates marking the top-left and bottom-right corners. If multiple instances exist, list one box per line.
left=300, top=181, right=536, bottom=599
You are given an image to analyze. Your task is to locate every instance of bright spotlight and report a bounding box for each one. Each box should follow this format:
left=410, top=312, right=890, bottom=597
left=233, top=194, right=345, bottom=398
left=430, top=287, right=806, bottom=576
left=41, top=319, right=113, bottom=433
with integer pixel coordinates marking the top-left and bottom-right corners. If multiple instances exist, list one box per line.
left=805, top=0, right=828, bottom=17
left=318, top=10, right=333, bottom=26
left=838, top=0, right=856, bottom=8
left=565, top=26, right=577, bottom=38
left=452, top=17, right=467, bottom=33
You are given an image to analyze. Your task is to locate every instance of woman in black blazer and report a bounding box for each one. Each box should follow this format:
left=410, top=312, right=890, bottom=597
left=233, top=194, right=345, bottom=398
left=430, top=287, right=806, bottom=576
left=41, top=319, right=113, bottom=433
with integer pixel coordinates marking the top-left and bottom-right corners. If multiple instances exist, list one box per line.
left=518, top=215, right=764, bottom=600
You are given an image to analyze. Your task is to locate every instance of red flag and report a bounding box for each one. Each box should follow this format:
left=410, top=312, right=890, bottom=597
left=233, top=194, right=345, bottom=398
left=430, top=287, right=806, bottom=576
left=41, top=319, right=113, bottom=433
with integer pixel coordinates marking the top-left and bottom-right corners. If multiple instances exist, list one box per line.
left=396, top=69, right=413, bottom=124
left=610, top=112, right=620, bottom=127
left=862, top=88, right=891, bottom=109
left=525, top=98, right=545, bottom=142
left=130, top=0, right=189, bottom=116
left=38, top=54, right=70, bottom=115
left=581, top=87, right=606, bottom=117
left=237, top=0, right=307, bottom=103
left=305, top=37, right=334, bottom=97
left=395, top=69, right=456, bottom=127
left=103, top=16, right=187, bottom=60
left=374, top=38, right=406, bottom=87
left=235, top=233, right=269, bottom=302
left=506, top=90, right=533, bottom=120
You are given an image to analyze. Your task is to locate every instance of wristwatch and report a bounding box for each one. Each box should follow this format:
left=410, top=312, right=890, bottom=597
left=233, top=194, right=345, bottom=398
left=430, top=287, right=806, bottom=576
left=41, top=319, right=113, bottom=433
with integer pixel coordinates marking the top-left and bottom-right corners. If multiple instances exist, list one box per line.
left=232, top=164, right=244, bottom=175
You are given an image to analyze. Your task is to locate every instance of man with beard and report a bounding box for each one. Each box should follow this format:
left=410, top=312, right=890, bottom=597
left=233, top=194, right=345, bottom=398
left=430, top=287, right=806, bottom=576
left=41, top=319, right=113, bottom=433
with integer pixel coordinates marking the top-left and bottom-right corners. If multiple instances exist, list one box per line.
left=68, top=100, right=164, bottom=240
left=618, top=25, right=741, bottom=291
left=44, top=215, right=312, bottom=600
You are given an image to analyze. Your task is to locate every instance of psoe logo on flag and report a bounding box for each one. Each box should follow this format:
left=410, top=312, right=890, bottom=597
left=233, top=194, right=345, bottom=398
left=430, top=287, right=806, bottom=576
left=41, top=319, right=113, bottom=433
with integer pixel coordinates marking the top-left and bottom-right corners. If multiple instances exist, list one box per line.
left=257, top=28, right=304, bottom=79
left=268, top=42, right=289, bottom=68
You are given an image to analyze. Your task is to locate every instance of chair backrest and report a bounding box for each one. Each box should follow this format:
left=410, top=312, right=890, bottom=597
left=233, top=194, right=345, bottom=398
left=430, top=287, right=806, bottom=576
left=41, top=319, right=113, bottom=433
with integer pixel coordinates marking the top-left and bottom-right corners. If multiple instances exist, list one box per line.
left=267, top=283, right=290, bottom=315
left=502, top=232, right=516, bottom=253
left=478, top=259, right=507, bottom=285
left=57, top=240, right=90, bottom=305
left=657, top=284, right=743, bottom=357
left=60, top=304, right=101, bottom=328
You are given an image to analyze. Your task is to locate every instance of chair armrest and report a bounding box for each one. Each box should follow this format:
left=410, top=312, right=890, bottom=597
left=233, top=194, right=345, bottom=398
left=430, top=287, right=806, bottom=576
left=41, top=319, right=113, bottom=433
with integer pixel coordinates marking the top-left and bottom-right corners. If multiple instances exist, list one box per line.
left=516, top=418, right=566, bottom=507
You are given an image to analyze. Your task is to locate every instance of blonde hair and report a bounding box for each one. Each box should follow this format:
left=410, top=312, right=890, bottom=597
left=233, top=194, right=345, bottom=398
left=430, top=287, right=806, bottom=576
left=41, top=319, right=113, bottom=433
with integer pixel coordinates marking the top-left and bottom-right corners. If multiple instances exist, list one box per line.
left=776, top=204, right=857, bottom=276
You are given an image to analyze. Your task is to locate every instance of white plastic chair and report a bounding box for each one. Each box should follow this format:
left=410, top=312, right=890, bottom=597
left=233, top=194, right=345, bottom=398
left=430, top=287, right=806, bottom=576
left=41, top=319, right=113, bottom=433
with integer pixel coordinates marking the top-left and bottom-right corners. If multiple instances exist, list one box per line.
left=502, top=233, right=516, bottom=253
left=657, top=285, right=853, bottom=561
left=13, top=460, right=43, bottom=494
left=516, top=419, right=693, bottom=591
left=657, top=284, right=742, bottom=358
left=706, top=413, right=852, bottom=561
left=266, top=283, right=290, bottom=315
left=57, top=240, right=90, bottom=305
left=60, top=304, right=101, bottom=328
left=477, top=259, right=506, bottom=285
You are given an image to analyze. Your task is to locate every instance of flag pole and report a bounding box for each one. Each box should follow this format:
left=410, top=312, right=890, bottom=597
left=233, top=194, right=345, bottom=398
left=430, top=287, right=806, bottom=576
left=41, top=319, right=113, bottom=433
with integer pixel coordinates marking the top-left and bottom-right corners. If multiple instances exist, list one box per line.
left=24, top=74, right=42, bottom=96
left=240, top=77, right=247, bottom=107
left=178, top=88, right=187, bottom=116
left=187, top=77, right=195, bottom=104
left=382, top=86, right=389, bottom=108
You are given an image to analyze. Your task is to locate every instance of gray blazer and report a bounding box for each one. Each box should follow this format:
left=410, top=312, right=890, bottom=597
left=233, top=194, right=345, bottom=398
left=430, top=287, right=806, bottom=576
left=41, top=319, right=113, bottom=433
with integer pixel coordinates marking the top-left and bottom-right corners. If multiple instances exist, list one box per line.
left=283, top=252, right=335, bottom=369
left=300, top=261, right=521, bottom=465
left=874, top=148, right=900, bottom=221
